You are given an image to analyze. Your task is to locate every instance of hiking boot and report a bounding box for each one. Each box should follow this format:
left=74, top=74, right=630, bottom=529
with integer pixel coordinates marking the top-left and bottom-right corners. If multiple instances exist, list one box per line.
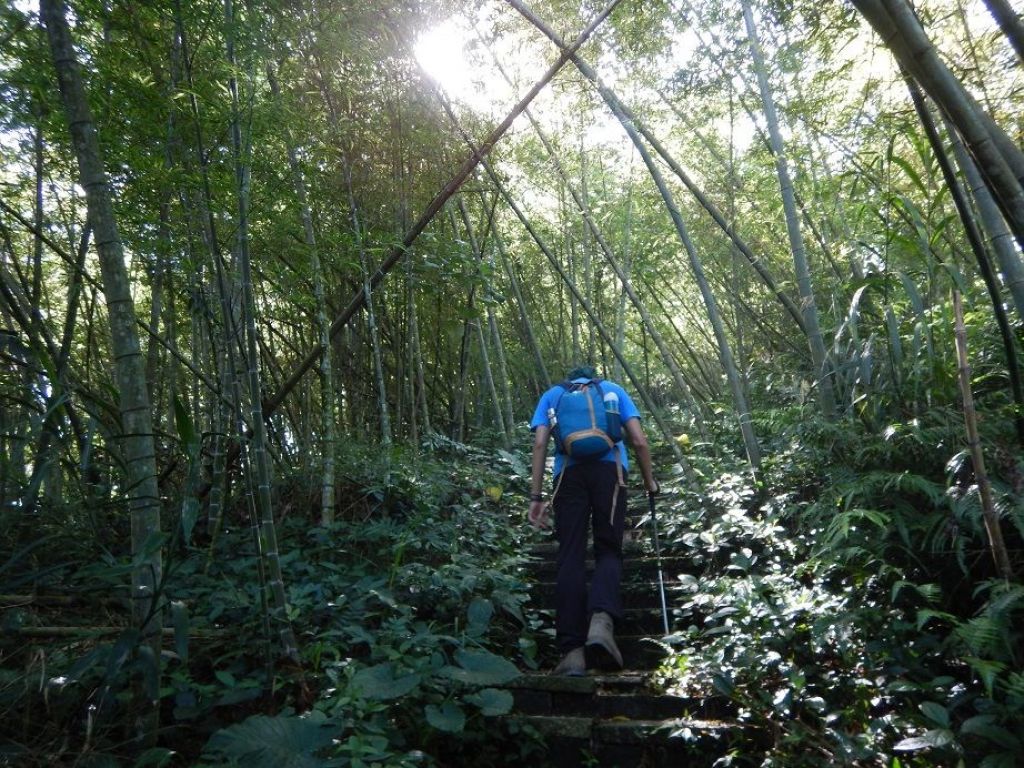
left=552, top=647, right=585, bottom=676
left=585, top=611, right=623, bottom=670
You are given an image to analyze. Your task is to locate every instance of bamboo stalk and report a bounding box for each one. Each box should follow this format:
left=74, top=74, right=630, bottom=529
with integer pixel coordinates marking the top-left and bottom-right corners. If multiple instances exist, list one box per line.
left=953, top=290, right=1013, bottom=581
left=3, top=626, right=223, bottom=639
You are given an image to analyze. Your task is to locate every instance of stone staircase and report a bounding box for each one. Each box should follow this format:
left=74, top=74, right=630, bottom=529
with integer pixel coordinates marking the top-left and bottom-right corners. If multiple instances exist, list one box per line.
left=500, top=508, right=746, bottom=766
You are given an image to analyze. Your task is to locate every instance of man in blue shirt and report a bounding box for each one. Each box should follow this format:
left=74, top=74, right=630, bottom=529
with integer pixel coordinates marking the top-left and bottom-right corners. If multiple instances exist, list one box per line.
left=528, top=365, right=658, bottom=675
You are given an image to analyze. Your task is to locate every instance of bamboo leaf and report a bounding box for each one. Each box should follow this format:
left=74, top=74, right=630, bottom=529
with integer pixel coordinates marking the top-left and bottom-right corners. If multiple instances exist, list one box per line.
left=173, top=395, right=198, bottom=455
left=897, top=272, right=924, bottom=316
left=170, top=600, right=189, bottom=663
left=890, top=155, right=926, bottom=195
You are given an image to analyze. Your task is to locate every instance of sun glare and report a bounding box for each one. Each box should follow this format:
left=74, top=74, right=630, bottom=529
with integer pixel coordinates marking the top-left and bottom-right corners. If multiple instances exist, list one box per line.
left=414, top=20, right=473, bottom=98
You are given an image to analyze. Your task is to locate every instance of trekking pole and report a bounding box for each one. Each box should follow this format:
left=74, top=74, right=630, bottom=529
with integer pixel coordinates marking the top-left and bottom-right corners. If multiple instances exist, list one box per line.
left=647, top=491, right=671, bottom=636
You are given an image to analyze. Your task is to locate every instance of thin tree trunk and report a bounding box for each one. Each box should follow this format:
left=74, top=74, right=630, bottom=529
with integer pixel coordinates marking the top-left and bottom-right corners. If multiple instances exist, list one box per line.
left=626, top=123, right=761, bottom=467
left=41, top=0, right=162, bottom=739
left=953, top=291, right=1014, bottom=580
left=563, top=183, right=582, bottom=363
left=615, top=158, right=634, bottom=383
left=475, top=318, right=507, bottom=446
left=983, top=0, right=1024, bottom=65
left=950, top=127, right=1024, bottom=323
left=146, top=55, right=180, bottom=418
left=493, top=227, right=551, bottom=390
left=580, top=136, right=596, bottom=361
left=23, top=225, right=92, bottom=512
left=408, top=268, right=431, bottom=435
left=484, top=216, right=515, bottom=433
left=225, top=0, right=299, bottom=662
left=742, top=0, right=835, bottom=419
left=447, top=204, right=477, bottom=441
left=344, top=161, right=391, bottom=447
left=456, top=197, right=510, bottom=446
left=267, top=61, right=336, bottom=522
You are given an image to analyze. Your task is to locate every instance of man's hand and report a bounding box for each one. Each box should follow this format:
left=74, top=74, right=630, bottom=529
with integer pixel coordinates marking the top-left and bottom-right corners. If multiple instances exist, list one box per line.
left=528, top=499, right=550, bottom=529
left=646, top=479, right=660, bottom=496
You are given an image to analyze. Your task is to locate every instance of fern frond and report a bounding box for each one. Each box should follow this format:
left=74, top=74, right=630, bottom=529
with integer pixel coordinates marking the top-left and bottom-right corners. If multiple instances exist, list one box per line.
left=955, top=616, right=1002, bottom=656
left=1002, top=672, right=1024, bottom=705
left=977, top=582, right=1024, bottom=618
left=964, top=656, right=1007, bottom=698
left=823, top=507, right=891, bottom=550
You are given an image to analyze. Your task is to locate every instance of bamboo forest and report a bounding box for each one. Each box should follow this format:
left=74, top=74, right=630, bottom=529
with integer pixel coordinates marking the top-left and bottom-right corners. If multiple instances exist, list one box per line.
left=2, top=0, right=1024, bottom=764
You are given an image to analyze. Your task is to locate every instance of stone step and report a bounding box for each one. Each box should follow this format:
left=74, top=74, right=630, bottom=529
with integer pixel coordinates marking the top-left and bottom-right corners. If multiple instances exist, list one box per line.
left=527, top=538, right=666, bottom=559
left=499, top=714, right=741, bottom=768
left=533, top=633, right=670, bottom=670
left=507, top=673, right=732, bottom=720
left=528, top=606, right=688, bottom=638
left=530, top=579, right=683, bottom=609
left=523, top=554, right=701, bottom=579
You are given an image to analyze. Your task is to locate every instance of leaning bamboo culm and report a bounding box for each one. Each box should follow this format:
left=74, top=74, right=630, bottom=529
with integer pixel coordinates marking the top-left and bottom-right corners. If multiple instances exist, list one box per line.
left=952, top=291, right=1013, bottom=581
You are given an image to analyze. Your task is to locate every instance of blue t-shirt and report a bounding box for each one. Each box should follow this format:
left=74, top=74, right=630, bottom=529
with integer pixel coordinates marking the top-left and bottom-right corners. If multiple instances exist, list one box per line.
left=530, top=378, right=640, bottom=477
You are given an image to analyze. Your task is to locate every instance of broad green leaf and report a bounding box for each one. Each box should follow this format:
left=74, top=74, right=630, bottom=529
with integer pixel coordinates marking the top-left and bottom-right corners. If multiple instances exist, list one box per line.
left=916, top=609, right=957, bottom=631
left=466, top=687, right=513, bottom=716
left=204, top=715, right=334, bottom=768
left=678, top=574, right=699, bottom=591
left=442, top=648, right=520, bottom=686
left=351, top=663, right=421, bottom=700
left=496, top=449, right=527, bottom=477
left=961, top=715, right=1021, bottom=751
left=712, top=672, right=734, bottom=696
left=214, top=670, right=236, bottom=687
left=467, top=597, right=493, bottom=635
left=893, top=729, right=955, bottom=751
left=80, top=756, right=119, bottom=768
left=133, top=747, right=175, bottom=768
left=919, top=701, right=948, bottom=728
left=979, top=753, right=1019, bottom=768
left=425, top=702, right=465, bottom=733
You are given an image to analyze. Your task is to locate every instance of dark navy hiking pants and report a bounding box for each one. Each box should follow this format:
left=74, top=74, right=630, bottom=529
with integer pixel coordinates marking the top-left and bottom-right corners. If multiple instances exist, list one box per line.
left=552, top=462, right=627, bottom=653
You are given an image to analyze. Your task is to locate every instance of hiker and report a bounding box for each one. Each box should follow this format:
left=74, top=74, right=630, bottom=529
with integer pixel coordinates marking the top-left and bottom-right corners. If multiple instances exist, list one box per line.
left=528, top=365, right=658, bottom=675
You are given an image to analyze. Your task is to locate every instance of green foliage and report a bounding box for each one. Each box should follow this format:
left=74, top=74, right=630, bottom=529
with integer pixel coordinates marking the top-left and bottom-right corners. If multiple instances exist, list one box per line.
left=204, top=713, right=337, bottom=768
left=0, top=445, right=538, bottom=766
left=653, top=405, right=1024, bottom=766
